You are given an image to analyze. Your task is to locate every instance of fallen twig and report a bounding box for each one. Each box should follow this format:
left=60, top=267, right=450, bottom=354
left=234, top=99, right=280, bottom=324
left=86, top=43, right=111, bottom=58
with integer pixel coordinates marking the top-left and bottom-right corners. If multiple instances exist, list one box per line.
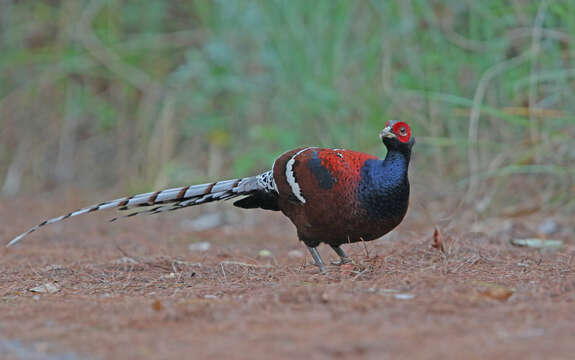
left=219, top=261, right=273, bottom=269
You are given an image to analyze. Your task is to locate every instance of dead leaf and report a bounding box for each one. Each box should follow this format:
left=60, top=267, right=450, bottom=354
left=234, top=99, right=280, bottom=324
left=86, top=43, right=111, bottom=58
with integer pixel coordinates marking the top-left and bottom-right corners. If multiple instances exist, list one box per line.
left=432, top=227, right=445, bottom=253
left=394, top=293, right=415, bottom=300
left=152, top=300, right=164, bottom=312
left=29, top=283, right=60, bottom=294
left=511, top=238, right=563, bottom=249
left=188, top=241, right=211, bottom=252
left=479, top=285, right=514, bottom=302
left=258, top=249, right=272, bottom=257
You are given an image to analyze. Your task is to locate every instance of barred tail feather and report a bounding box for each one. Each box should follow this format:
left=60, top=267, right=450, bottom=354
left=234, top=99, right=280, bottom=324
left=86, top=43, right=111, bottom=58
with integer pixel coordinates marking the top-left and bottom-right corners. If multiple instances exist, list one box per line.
left=108, top=189, right=238, bottom=222
left=7, top=176, right=265, bottom=247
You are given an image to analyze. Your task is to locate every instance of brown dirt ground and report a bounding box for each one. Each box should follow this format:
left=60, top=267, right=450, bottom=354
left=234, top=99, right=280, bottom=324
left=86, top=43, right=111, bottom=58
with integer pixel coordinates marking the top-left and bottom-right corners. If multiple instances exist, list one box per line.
left=1, top=193, right=574, bottom=360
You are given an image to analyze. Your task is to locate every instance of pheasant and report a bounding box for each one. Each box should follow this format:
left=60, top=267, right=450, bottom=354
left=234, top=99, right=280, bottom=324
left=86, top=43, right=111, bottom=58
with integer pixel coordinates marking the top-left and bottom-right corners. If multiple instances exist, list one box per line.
left=8, top=120, right=414, bottom=272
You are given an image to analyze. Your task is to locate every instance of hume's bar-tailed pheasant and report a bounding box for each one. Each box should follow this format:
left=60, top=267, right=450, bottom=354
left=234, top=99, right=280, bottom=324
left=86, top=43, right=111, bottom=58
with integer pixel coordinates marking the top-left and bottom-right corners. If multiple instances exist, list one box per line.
left=8, top=120, right=415, bottom=272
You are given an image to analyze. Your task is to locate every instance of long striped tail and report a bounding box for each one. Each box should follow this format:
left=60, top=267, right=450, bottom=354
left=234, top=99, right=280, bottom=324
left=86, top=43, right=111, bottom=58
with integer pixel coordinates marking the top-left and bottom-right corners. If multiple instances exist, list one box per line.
left=7, top=173, right=271, bottom=247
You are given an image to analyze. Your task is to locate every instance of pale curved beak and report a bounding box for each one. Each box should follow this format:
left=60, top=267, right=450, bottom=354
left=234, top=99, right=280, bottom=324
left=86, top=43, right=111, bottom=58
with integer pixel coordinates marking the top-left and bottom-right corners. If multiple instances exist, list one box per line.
left=379, top=125, right=396, bottom=140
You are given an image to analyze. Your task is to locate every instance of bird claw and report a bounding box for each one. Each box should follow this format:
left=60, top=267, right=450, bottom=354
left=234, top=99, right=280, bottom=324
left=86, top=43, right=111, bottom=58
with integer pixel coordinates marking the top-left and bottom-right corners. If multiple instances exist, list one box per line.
left=330, top=257, right=352, bottom=266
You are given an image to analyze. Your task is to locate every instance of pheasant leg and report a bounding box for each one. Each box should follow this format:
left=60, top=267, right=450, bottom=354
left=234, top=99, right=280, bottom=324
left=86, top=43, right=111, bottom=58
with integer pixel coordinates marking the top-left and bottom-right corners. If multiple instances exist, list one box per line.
left=306, top=246, right=327, bottom=273
left=329, top=245, right=352, bottom=265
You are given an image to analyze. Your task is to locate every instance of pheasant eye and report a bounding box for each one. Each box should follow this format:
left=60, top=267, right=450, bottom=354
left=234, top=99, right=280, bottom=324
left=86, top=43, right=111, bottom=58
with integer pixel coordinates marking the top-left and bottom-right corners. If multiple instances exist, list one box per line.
left=399, top=127, right=406, bottom=135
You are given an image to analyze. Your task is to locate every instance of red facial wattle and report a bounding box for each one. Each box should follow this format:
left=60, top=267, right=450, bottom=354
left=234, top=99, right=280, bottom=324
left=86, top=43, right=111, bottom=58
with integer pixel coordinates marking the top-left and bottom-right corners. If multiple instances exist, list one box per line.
left=392, top=122, right=411, bottom=143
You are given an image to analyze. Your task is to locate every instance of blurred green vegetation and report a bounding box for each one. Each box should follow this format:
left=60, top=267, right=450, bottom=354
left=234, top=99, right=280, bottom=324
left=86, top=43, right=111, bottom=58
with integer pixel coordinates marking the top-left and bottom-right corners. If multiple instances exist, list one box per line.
left=0, top=0, right=573, bottom=212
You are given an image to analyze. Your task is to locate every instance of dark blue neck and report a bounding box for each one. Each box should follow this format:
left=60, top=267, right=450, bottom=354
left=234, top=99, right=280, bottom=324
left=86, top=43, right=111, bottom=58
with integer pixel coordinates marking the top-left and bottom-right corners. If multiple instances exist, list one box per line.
left=380, top=149, right=410, bottom=186
left=359, top=149, right=410, bottom=188
left=357, top=148, right=411, bottom=219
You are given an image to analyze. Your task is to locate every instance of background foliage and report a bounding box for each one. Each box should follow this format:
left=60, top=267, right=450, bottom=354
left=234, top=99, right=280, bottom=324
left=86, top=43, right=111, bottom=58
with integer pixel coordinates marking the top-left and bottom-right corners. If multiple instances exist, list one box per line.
left=0, top=0, right=573, bottom=213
